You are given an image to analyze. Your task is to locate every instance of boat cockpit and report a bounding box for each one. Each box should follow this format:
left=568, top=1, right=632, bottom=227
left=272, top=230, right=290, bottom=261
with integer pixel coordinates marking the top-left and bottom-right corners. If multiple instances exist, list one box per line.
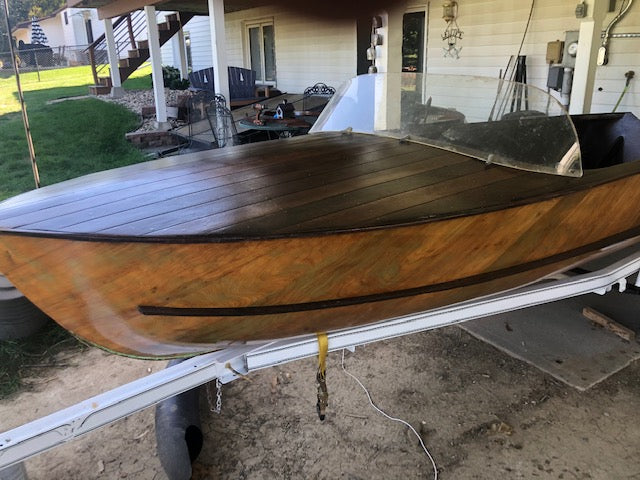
left=571, top=112, right=640, bottom=169
left=311, top=73, right=640, bottom=177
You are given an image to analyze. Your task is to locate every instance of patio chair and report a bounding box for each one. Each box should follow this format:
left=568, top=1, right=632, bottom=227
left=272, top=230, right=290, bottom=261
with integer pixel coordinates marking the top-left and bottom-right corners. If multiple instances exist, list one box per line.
left=186, top=90, right=227, bottom=140
left=228, top=67, right=266, bottom=107
left=207, top=100, right=265, bottom=148
left=302, top=83, right=336, bottom=113
left=188, top=67, right=215, bottom=91
left=206, top=100, right=272, bottom=148
left=188, top=66, right=267, bottom=108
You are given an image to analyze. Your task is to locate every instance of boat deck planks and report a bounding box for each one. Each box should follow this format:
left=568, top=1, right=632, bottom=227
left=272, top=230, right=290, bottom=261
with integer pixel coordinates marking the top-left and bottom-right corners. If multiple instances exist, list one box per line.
left=0, top=134, right=372, bottom=225
left=1, top=132, right=639, bottom=240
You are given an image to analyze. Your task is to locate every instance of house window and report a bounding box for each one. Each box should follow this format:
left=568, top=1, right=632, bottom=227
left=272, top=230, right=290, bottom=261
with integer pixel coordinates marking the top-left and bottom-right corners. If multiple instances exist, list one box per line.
left=64, top=11, right=68, bottom=25
left=246, top=21, right=276, bottom=84
left=402, top=12, right=425, bottom=73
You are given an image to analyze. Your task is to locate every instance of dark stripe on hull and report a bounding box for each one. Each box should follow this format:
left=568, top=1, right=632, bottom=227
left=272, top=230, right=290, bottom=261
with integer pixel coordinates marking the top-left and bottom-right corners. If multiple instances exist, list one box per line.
left=138, top=227, right=640, bottom=318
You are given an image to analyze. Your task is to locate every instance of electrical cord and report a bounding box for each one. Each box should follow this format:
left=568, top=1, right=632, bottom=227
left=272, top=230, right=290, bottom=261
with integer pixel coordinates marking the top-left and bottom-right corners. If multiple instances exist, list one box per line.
left=514, top=0, right=536, bottom=67
left=341, top=349, right=439, bottom=480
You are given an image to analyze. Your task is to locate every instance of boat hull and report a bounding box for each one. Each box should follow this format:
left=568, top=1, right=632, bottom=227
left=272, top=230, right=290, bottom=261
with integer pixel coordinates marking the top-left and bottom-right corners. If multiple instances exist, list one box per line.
left=2, top=169, right=640, bottom=358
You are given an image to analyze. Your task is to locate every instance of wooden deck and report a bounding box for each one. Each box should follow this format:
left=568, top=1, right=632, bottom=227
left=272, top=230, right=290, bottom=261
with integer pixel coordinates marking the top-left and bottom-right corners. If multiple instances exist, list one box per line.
left=1, top=132, right=640, bottom=240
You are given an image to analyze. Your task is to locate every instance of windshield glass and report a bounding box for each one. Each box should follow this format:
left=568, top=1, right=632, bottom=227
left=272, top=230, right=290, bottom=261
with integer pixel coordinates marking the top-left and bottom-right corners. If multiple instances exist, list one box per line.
left=311, top=73, right=582, bottom=177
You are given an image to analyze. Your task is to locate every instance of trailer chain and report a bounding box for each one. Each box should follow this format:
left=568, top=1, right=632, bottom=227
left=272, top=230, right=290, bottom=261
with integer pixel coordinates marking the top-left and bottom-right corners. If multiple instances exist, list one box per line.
left=207, top=378, right=222, bottom=414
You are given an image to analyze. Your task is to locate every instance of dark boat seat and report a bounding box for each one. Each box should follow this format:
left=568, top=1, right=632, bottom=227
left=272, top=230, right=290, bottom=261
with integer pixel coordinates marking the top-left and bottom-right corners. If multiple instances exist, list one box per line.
left=571, top=113, right=640, bottom=169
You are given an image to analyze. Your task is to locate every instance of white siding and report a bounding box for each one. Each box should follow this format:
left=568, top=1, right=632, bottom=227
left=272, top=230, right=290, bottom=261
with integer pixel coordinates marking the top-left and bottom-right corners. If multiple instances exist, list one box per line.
left=591, top=5, right=640, bottom=114
left=165, top=8, right=356, bottom=93
left=40, top=16, right=66, bottom=48
left=425, top=0, right=639, bottom=115
left=159, top=15, right=214, bottom=71
left=160, top=1, right=638, bottom=113
left=61, top=10, right=77, bottom=47
left=181, top=15, right=214, bottom=71
left=12, top=14, right=68, bottom=48
left=12, top=8, right=105, bottom=49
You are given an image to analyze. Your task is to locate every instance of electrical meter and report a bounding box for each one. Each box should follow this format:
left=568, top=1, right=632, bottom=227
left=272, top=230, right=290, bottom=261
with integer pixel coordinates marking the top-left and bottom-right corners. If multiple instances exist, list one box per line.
left=562, top=31, right=579, bottom=68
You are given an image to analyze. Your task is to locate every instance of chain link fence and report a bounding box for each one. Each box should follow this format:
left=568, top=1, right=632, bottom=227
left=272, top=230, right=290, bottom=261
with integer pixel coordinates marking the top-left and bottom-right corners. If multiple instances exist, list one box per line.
left=0, top=44, right=106, bottom=71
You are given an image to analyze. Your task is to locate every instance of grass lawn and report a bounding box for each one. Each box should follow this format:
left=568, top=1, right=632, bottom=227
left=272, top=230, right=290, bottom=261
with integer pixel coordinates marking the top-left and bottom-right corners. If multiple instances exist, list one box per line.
left=0, top=64, right=152, bottom=199
left=0, top=64, right=153, bottom=399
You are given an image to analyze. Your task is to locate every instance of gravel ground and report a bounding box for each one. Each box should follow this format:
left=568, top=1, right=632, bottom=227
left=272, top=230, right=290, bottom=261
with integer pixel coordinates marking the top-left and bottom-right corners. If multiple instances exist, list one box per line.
left=98, top=88, right=187, bottom=132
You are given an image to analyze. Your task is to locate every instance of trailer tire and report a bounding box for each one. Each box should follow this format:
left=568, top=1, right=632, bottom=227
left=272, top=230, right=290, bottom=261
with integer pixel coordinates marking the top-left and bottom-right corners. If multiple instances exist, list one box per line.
left=0, top=275, right=50, bottom=340
left=155, top=360, right=203, bottom=480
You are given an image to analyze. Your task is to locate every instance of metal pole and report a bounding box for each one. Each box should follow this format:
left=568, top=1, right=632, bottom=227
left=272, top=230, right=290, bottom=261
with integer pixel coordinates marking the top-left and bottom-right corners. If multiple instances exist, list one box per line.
left=34, top=46, right=40, bottom=82
left=2, top=0, right=41, bottom=188
left=126, top=14, right=136, bottom=48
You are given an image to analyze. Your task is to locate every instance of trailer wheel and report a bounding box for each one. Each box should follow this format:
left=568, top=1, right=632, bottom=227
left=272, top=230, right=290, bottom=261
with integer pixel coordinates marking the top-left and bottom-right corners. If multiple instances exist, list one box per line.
left=0, top=275, right=50, bottom=340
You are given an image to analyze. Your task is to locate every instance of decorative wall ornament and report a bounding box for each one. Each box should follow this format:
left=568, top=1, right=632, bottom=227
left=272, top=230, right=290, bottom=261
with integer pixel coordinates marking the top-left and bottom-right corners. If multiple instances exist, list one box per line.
left=367, top=16, right=383, bottom=73
left=442, top=1, right=463, bottom=58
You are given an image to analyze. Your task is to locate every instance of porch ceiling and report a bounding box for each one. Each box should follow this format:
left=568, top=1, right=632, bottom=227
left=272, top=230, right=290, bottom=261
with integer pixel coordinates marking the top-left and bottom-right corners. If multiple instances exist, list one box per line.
left=67, top=0, right=271, bottom=19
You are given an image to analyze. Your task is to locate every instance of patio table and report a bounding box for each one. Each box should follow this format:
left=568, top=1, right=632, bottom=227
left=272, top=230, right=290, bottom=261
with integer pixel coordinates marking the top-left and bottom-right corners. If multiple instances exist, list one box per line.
left=238, top=117, right=312, bottom=139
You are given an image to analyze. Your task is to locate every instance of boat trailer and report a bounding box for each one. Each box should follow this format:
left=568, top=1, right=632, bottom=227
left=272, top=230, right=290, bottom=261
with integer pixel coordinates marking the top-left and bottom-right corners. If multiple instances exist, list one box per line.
left=2, top=247, right=640, bottom=474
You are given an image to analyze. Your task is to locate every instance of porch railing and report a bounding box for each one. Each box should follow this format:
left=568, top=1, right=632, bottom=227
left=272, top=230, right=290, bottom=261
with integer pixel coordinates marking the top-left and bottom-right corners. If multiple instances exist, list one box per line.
left=85, top=10, right=149, bottom=85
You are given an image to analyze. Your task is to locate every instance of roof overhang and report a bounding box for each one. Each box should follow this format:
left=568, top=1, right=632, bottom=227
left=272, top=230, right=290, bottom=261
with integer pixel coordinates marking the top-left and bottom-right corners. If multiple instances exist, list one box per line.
left=66, top=0, right=270, bottom=19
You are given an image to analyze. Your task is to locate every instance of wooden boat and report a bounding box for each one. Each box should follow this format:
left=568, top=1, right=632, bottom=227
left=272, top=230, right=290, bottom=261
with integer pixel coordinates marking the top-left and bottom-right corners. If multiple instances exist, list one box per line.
left=1, top=74, right=640, bottom=359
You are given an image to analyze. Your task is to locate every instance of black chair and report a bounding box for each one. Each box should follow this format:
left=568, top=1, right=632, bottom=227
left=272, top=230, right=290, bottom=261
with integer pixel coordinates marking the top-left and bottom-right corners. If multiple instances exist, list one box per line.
left=188, top=67, right=267, bottom=108
left=186, top=90, right=226, bottom=141
left=188, top=67, right=215, bottom=91
left=206, top=101, right=237, bottom=148
left=228, top=67, right=266, bottom=107
left=302, top=83, right=336, bottom=112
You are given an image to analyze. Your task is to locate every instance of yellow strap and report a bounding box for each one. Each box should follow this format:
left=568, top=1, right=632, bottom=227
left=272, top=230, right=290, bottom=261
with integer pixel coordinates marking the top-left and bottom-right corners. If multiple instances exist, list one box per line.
left=317, top=332, right=328, bottom=377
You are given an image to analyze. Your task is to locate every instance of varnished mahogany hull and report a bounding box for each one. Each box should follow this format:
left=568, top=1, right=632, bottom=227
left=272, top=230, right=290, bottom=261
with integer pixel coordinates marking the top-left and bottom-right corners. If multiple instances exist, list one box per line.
left=2, top=166, right=640, bottom=358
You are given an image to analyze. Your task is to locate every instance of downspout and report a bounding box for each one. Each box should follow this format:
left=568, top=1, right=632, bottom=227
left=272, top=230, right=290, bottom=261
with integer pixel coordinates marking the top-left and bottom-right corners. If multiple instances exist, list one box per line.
left=598, top=0, right=634, bottom=65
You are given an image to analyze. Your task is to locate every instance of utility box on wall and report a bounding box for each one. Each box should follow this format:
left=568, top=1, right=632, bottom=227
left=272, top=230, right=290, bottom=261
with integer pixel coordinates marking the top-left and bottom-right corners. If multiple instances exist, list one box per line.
left=547, top=66, right=564, bottom=91
left=562, top=31, right=580, bottom=68
left=546, top=40, right=564, bottom=64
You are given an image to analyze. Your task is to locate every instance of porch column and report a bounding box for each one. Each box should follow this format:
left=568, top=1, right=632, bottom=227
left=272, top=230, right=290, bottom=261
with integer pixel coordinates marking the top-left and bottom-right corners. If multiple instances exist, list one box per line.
left=103, top=17, right=124, bottom=98
left=375, top=8, right=403, bottom=75
left=207, top=0, right=230, bottom=103
left=569, top=0, right=608, bottom=114
left=174, top=25, right=188, bottom=80
left=144, top=5, right=169, bottom=129
left=373, top=8, right=403, bottom=132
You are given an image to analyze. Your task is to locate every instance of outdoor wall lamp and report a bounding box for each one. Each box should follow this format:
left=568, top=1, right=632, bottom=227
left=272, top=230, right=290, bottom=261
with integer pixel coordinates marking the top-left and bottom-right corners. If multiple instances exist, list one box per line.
left=442, top=1, right=458, bottom=21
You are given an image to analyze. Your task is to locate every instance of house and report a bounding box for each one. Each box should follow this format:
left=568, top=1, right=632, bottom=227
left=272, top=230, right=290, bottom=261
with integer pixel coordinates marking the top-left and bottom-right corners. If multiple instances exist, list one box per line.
left=159, top=1, right=639, bottom=116
left=159, top=12, right=358, bottom=95
left=12, top=7, right=106, bottom=65
left=67, top=0, right=639, bottom=125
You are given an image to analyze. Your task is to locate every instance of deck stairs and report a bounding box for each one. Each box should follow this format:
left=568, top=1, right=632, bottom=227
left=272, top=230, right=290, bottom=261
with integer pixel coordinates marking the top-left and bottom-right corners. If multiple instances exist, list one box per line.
left=87, top=11, right=194, bottom=95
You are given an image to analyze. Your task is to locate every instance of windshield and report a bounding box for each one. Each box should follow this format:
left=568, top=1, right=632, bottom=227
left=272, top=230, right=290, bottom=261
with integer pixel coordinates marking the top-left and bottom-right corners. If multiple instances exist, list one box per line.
left=311, top=73, right=582, bottom=177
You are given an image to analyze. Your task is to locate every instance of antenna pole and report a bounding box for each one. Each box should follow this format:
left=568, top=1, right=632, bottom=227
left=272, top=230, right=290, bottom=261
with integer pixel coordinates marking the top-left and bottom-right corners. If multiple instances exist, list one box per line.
left=2, top=0, right=41, bottom=188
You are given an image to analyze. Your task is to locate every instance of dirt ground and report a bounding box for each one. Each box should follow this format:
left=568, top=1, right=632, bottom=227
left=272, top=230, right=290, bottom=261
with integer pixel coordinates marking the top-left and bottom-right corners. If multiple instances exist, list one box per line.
left=1, top=326, right=639, bottom=480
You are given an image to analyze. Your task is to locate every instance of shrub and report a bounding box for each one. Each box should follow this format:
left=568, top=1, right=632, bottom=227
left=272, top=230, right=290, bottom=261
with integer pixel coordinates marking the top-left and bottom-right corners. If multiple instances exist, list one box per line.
left=162, top=65, right=189, bottom=90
